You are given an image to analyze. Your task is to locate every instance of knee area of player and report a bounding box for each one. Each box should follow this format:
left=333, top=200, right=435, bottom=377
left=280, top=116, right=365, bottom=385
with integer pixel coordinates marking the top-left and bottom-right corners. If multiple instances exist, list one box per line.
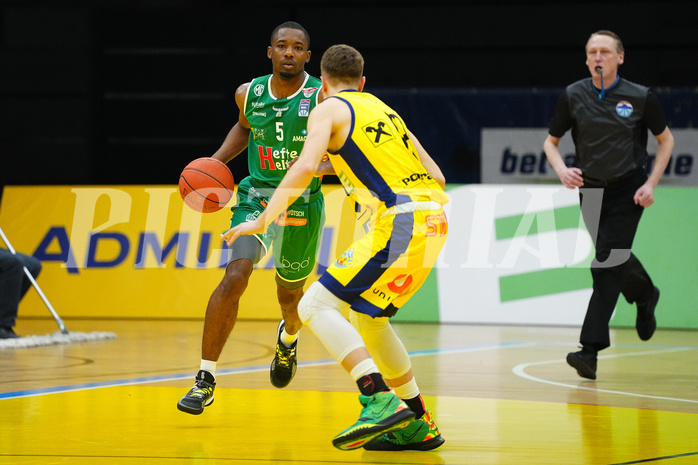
left=349, top=310, right=390, bottom=334
left=298, top=282, right=348, bottom=324
left=297, top=293, right=313, bottom=324
left=298, top=282, right=330, bottom=324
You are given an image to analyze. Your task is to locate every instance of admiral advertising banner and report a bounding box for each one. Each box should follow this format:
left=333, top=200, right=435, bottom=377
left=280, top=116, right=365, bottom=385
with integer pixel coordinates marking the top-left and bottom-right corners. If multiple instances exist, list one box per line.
left=481, top=128, right=698, bottom=186
left=0, top=185, right=362, bottom=320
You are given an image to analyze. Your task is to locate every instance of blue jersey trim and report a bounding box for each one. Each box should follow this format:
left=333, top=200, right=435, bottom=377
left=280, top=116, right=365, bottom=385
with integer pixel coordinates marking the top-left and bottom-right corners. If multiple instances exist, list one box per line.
left=319, top=212, right=415, bottom=316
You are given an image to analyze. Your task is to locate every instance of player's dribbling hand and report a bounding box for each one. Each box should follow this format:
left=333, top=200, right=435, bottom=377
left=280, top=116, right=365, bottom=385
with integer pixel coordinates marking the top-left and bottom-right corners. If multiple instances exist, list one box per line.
left=221, top=220, right=265, bottom=246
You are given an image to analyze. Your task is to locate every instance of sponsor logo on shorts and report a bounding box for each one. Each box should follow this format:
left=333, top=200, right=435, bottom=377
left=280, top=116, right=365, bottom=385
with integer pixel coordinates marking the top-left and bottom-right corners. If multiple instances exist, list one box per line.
left=425, top=212, right=448, bottom=237
left=372, top=275, right=414, bottom=302
left=387, top=274, right=413, bottom=293
left=372, top=288, right=393, bottom=302
left=274, top=208, right=306, bottom=226
left=280, top=256, right=311, bottom=272
left=274, top=213, right=307, bottom=226
left=335, top=249, right=354, bottom=268
left=245, top=211, right=261, bottom=222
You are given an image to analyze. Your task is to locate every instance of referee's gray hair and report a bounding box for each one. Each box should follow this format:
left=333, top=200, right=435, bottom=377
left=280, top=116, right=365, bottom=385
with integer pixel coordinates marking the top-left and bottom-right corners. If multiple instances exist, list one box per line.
left=588, top=30, right=624, bottom=54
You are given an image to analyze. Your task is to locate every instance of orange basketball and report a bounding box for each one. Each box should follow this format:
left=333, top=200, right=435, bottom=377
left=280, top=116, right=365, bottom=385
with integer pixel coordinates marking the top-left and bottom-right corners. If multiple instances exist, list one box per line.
left=179, top=158, right=235, bottom=213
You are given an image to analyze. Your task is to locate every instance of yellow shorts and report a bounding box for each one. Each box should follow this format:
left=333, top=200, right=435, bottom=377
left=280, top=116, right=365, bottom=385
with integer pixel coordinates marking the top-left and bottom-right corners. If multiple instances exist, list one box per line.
left=318, top=204, right=448, bottom=317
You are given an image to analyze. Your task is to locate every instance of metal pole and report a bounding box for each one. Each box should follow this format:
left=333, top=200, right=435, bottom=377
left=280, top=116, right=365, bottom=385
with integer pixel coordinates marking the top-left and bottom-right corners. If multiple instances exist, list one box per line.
left=0, top=226, right=69, bottom=334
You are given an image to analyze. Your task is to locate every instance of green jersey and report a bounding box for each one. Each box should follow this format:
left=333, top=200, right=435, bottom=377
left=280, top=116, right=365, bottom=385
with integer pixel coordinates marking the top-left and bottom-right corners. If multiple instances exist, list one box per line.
left=243, top=72, right=323, bottom=193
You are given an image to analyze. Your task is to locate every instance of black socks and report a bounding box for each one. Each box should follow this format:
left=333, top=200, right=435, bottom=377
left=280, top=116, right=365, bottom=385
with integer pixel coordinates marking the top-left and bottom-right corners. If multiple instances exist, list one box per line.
left=357, top=372, right=389, bottom=396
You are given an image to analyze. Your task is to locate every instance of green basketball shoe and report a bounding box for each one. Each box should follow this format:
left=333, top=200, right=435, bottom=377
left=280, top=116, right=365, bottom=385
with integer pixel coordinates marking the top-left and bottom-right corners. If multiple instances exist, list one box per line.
left=364, top=409, right=445, bottom=451
left=332, top=392, right=415, bottom=451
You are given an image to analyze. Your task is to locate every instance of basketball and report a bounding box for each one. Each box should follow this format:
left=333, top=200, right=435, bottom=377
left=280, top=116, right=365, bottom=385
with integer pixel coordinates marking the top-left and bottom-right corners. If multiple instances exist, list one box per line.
left=179, top=157, right=235, bottom=213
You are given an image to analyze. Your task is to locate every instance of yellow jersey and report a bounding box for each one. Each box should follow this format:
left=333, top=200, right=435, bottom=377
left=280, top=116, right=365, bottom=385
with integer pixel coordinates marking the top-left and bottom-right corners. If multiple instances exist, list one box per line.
left=327, top=90, right=448, bottom=216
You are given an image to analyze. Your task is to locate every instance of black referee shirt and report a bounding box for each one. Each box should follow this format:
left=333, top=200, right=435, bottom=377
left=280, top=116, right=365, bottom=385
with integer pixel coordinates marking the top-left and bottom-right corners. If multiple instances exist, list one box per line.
left=548, top=77, right=667, bottom=180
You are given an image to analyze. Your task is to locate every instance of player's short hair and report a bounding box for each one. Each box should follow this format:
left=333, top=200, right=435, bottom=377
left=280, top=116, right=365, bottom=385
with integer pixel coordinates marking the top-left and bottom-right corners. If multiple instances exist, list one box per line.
left=320, top=44, right=364, bottom=84
left=588, top=30, right=624, bottom=54
left=271, top=21, right=310, bottom=49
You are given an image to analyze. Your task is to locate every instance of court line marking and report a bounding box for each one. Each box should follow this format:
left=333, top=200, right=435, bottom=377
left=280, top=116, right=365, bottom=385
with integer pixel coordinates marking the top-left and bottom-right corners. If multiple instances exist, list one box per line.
left=512, top=345, right=698, bottom=404
left=610, top=450, right=698, bottom=464
left=0, top=341, right=536, bottom=400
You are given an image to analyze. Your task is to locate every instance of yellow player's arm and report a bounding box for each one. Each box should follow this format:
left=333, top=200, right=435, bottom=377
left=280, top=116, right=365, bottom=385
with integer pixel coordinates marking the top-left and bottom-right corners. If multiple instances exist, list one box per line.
left=408, top=129, right=445, bottom=188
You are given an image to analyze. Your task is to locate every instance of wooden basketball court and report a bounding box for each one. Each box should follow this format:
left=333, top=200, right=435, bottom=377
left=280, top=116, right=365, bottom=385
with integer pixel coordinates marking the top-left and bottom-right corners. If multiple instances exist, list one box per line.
left=1, top=318, right=697, bottom=464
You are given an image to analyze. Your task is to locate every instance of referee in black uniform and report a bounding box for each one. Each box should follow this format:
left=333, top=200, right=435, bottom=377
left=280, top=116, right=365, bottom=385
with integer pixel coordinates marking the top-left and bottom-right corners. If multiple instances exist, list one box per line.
left=543, top=30, right=674, bottom=380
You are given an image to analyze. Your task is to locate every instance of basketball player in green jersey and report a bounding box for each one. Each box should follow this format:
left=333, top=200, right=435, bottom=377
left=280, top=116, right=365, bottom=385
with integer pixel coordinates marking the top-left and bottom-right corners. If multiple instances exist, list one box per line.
left=178, top=22, right=329, bottom=415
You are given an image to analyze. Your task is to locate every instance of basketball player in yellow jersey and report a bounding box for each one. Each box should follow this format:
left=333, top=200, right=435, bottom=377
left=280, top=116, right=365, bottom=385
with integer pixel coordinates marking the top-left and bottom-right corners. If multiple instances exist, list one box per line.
left=223, top=44, right=448, bottom=451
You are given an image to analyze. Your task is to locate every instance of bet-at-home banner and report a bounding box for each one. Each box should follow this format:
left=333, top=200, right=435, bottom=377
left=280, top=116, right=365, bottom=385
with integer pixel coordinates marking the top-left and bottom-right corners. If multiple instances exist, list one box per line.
left=1, top=184, right=696, bottom=328
left=481, top=128, right=698, bottom=186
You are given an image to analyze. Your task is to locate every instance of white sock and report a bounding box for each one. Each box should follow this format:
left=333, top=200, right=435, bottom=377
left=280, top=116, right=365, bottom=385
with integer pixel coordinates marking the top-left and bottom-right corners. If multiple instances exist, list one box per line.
left=200, top=359, right=217, bottom=378
left=350, top=358, right=380, bottom=381
left=393, top=377, right=420, bottom=399
left=280, top=328, right=298, bottom=348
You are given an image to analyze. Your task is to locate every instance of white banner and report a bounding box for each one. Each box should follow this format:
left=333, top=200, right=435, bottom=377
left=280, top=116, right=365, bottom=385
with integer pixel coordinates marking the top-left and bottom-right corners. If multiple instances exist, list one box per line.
left=437, top=185, right=592, bottom=325
left=481, top=128, right=698, bottom=186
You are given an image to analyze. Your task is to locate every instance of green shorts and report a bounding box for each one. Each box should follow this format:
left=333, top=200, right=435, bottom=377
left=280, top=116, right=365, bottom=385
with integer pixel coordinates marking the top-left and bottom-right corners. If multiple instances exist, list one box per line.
left=228, top=176, right=325, bottom=283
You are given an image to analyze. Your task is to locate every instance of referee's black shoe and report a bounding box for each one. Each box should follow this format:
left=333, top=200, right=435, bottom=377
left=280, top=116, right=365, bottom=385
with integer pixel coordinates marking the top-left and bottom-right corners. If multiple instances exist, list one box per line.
left=0, top=326, right=21, bottom=339
left=636, top=286, right=659, bottom=341
left=566, top=348, right=597, bottom=380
